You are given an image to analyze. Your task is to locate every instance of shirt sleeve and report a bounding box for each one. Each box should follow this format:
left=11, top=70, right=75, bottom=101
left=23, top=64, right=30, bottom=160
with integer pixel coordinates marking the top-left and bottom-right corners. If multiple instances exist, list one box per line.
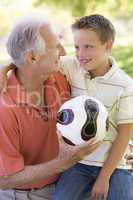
left=0, top=107, right=24, bottom=177
left=59, top=56, right=79, bottom=84
left=117, top=85, right=133, bottom=124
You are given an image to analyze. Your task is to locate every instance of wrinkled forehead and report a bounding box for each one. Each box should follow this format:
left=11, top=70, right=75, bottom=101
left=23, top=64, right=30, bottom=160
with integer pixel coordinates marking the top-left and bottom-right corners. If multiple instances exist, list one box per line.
left=39, top=24, right=58, bottom=47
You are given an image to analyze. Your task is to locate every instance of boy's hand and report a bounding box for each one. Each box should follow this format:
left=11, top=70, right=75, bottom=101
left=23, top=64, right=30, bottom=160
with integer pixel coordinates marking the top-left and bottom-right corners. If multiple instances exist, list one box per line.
left=0, top=66, right=8, bottom=92
left=125, top=142, right=133, bottom=169
left=0, top=63, right=15, bottom=92
left=91, top=175, right=109, bottom=200
left=126, top=153, right=133, bottom=168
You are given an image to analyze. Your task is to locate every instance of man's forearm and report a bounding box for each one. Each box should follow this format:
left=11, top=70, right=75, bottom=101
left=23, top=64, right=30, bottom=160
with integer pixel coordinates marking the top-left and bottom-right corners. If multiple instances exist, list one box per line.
left=0, top=130, right=101, bottom=189
left=0, top=158, right=61, bottom=189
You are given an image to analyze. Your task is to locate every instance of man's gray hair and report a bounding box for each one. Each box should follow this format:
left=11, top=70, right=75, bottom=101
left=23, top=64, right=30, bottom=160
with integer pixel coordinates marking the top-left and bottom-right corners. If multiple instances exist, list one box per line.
left=6, top=16, right=49, bottom=66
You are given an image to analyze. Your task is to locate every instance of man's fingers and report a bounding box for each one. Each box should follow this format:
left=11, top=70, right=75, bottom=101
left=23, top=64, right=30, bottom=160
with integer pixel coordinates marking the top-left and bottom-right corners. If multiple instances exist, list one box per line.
left=75, top=140, right=101, bottom=159
left=86, top=137, right=100, bottom=144
left=56, top=130, right=62, bottom=139
left=85, top=138, right=102, bottom=146
left=56, top=130, right=65, bottom=144
left=78, top=139, right=101, bottom=151
left=56, top=130, right=70, bottom=147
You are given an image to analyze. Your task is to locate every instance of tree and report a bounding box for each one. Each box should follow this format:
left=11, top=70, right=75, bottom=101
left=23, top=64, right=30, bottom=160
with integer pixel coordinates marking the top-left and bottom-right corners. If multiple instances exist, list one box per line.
left=34, top=0, right=133, bottom=17
left=34, top=0, right=106, bottom=17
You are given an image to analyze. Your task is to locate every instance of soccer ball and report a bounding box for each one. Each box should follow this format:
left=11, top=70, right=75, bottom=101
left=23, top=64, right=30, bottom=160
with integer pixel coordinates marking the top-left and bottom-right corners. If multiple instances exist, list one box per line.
left=57, top=95, right=108, bottom=145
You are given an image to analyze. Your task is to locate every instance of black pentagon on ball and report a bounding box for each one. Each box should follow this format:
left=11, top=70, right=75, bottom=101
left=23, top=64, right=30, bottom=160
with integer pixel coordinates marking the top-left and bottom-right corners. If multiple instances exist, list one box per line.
left=81, top=99, right=99, bottom=141
left=57, top=109, right=74, bottom=125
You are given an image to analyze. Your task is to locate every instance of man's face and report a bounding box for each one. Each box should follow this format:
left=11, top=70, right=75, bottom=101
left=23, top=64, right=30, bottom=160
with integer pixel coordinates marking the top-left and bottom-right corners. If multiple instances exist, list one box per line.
left=73, top=29, right=111, bottom=73
left=36, top=25, right=65, bottom=76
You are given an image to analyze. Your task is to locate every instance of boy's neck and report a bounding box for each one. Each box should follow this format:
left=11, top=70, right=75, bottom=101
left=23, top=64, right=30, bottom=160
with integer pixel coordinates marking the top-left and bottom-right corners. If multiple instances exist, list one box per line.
left=89, top=59, right=112, bottom=79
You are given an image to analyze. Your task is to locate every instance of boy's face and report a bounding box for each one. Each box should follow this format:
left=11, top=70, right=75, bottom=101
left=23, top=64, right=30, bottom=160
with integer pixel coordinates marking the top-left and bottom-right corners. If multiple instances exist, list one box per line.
left=73, top=29, right=112, bottom=73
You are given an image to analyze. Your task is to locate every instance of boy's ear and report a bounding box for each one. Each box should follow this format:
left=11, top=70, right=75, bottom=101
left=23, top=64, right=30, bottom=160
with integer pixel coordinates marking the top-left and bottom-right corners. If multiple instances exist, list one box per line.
left=24, top=51, right=40, bottom=64
left=106, top=39, right=113, bottom=52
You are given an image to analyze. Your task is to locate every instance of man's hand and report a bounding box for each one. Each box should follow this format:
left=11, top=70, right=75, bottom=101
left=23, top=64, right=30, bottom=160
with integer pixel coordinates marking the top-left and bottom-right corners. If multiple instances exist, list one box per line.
left=56, top=130, right=101, bottom=171
left=91, top=175, right=109, bottom=200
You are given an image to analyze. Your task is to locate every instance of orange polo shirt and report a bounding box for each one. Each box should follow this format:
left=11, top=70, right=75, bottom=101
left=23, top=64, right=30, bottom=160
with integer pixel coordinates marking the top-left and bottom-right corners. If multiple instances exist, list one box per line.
left=0, top=70, right=70, bottom=189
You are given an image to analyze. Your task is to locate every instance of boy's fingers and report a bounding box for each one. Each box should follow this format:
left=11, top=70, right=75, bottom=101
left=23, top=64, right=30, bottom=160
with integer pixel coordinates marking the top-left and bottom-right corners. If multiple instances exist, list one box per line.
left=125, top=153, right=133, bottom=160
left=126, top=159, right=133, bottom=165
left=0, top=81, right=7, bottom=92
left=9, top=63, right=16, bottom=69
left=2, top=87, right=7, bottom=93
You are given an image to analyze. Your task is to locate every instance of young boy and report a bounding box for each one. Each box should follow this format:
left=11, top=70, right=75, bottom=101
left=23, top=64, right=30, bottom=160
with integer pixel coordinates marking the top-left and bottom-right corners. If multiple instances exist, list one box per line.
left=52, top=14, right=133, bottom=200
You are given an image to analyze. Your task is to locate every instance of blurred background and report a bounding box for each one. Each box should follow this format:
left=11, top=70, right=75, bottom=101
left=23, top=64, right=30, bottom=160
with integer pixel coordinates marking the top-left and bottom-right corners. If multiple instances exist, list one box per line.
left=0, top=0, right=133, bottom=77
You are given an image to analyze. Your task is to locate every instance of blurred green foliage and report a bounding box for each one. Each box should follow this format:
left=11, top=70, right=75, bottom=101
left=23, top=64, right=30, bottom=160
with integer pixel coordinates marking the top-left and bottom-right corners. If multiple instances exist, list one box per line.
left=113, top=45, right=133, bottom=77
left=0, top=12, right=10, bottom=37
left=34, top=0, right=133, bottom=17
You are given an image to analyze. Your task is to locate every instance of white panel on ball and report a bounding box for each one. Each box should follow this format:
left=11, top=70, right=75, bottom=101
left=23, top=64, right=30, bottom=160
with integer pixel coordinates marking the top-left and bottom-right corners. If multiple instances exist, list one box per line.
left=57, top=95, right=108, bottom=145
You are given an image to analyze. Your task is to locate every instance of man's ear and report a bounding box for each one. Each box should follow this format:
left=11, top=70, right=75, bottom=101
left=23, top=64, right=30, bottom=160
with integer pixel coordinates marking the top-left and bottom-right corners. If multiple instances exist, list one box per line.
left=24, top=51, right=40, bottom=64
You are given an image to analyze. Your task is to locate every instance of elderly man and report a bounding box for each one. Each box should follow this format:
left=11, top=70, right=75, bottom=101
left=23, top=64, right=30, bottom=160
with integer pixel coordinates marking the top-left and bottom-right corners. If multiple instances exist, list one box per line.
left=0, top=16, right=99, bottom=199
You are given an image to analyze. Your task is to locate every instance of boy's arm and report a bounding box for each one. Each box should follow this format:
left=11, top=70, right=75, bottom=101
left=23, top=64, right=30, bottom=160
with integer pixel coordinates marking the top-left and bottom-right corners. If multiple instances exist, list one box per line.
left=91, top=123, right=133, bottom=199
left=59, top=56, right=77, bottom=84
left=98, top=123, right=132, bottom=178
